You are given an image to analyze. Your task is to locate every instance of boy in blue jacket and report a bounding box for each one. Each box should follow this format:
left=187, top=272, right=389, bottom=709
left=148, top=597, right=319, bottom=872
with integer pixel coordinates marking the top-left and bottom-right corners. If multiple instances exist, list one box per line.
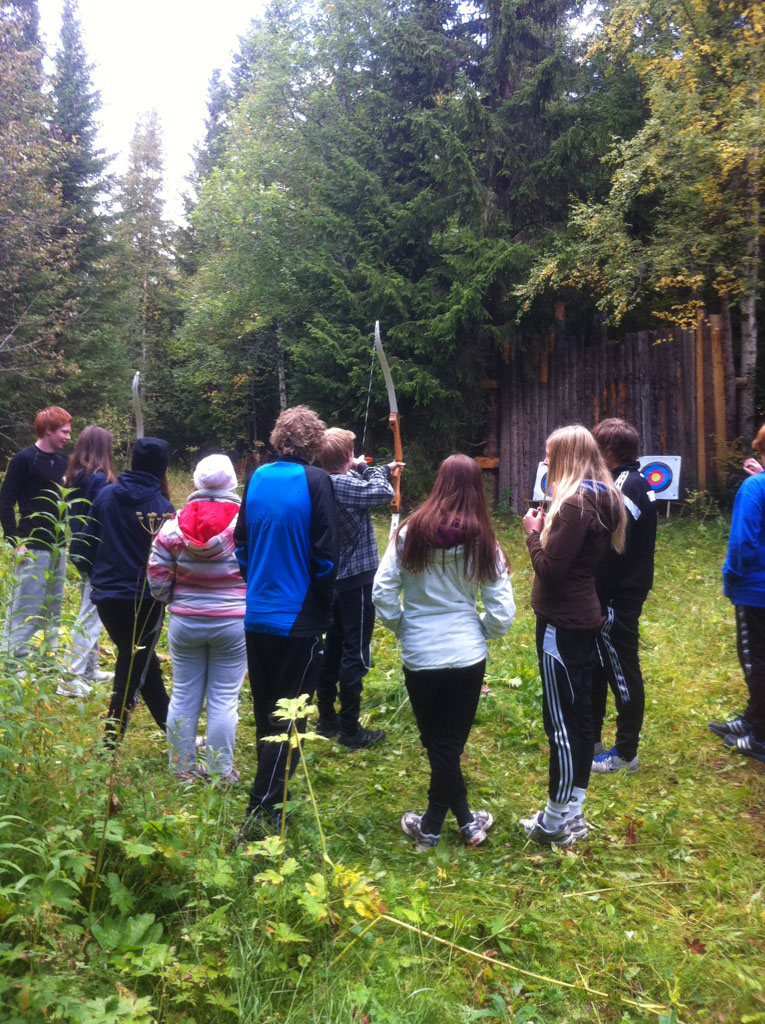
left=710, top=466, right=765, bottom=761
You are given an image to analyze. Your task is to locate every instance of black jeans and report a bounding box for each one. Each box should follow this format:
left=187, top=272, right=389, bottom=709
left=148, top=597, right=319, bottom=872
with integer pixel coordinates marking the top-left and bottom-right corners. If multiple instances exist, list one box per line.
left=592, top=603, right=645, bottom=760
left=404, top=660, right=485, bottom=833
left=735, top=605, right=765, bottom=741
left=315, top=584, right=375, bottom=735
left=245, top=631, right=323, bottom=818
left=97, top=597, right=168, bottom=745
left=536, top=617, right=597, bottom=803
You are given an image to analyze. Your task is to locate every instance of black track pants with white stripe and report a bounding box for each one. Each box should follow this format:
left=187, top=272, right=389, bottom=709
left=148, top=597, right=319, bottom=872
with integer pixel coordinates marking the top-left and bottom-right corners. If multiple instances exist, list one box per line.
left=536, top=617, right=597, bottom=803
left=735, top=605, right=765, bottom=741
left=246, top=632, right=323, bottom=817
left=592, top=604, right=645, bottom=761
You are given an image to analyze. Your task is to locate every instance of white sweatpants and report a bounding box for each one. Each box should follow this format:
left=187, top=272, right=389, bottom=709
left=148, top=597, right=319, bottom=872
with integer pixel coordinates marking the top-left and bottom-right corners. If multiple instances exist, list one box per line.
left=166, top=614, right=247, bottom=775
left=3, top=548, right=66, bottom=658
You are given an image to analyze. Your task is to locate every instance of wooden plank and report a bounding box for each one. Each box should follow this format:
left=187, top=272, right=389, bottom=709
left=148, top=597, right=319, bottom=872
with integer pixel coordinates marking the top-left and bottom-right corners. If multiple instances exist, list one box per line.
left=695, top=309, right=707, bottom=489
left=498, top=342, right=512, bottom=505
left=476, top=457, right=499, bottom=469
left=638, top=332, right=652, bottom=451
left=672, top=329, right=685, bottom=465
left=710, top=314, right=727, bottom=484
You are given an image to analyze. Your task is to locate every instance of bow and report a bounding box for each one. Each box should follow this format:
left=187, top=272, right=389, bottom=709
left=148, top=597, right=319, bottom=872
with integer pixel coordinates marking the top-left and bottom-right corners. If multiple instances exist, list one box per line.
left=374, top=321, right=402, bottom=537
left=132, top=371, right=144, bottom=440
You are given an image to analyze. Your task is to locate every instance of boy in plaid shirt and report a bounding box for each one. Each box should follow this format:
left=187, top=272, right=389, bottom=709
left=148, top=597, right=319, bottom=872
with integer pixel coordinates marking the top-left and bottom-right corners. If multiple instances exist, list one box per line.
left=316, top=428, right=403, bottom=748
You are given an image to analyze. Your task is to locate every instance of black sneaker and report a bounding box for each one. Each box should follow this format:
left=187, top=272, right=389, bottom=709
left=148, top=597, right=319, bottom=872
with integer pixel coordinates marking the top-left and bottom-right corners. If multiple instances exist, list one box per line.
left=708, top=715, right=752, bottom=739
left=723, top=732, right=765, bottom=762
left=337, top=726, right=386, bottom=750
left=315, top=717, right=339, bottom=739
left=232, top=807, right=279, bottom=847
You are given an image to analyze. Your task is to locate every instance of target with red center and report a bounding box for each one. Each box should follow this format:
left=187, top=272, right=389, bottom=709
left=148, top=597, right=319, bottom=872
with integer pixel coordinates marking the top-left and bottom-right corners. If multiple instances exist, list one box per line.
left=638, top=456, right=681, bottom=500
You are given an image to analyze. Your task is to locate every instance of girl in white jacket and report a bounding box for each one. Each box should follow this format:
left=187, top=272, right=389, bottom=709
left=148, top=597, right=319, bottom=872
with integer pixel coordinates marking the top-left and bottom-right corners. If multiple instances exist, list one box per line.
left=373, top=454, right=515, bottom=849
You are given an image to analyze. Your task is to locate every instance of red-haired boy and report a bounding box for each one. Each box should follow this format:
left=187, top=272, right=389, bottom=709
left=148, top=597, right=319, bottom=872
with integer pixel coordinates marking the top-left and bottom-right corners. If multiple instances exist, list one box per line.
left=0, top=407, right=72, bottom=659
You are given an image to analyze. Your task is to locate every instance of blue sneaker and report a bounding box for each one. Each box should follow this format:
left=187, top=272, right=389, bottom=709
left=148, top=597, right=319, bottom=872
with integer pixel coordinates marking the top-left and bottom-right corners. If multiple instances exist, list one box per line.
left=592, top=746, right=639, bottom=774
left=723, top=733, right=765, bottom=762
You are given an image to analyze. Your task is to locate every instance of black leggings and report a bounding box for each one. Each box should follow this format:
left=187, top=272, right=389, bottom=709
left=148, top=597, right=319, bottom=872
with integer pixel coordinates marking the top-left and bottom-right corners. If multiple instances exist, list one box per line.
left=97, top=597, right=169, bottom=745
left=404, top=660, right=485, bottom=833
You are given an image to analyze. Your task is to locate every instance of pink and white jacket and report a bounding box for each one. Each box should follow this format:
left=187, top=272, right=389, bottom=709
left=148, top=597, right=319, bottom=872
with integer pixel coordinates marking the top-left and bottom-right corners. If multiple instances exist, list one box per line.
left=148, top=490, right=245, bottom=617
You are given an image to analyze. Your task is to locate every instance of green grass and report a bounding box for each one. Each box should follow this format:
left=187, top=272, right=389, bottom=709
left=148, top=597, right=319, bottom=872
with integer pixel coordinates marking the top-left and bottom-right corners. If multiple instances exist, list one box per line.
left=0, top=510, right=763, bottom=1024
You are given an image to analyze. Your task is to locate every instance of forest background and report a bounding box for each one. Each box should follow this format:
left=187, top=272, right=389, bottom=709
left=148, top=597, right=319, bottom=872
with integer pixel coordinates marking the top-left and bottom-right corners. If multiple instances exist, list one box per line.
left=1, top=0, right=763, bottom=483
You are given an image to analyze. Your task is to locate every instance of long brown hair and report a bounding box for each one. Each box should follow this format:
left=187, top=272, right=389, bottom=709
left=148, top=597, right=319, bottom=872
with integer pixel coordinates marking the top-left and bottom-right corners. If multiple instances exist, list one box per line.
left=398, top=454, right=506, bottom=584
left=65, top=425, right=116, bottom=486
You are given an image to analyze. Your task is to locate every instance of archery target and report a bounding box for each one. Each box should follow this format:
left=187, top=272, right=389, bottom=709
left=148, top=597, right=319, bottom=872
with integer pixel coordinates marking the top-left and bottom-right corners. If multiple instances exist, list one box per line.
left=638, top=456, right=681, bottom=501
left=532, top=462, right=550, bottom=501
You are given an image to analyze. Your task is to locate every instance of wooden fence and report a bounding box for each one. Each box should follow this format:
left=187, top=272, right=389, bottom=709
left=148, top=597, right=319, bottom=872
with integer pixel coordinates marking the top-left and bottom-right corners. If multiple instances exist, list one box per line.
left=479, top=305, right=733, bottom=510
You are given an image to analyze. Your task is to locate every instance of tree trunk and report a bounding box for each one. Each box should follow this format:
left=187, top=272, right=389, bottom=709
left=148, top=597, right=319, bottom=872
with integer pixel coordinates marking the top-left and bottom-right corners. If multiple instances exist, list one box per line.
left=275, top=322, right=287, bottom=411
left=739, top=153, right=760, bottom=442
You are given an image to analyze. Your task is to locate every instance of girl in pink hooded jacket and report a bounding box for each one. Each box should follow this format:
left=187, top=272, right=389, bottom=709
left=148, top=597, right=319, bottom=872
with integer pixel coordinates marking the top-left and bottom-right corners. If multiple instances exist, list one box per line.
left=149, top=455, right=246, bottom=782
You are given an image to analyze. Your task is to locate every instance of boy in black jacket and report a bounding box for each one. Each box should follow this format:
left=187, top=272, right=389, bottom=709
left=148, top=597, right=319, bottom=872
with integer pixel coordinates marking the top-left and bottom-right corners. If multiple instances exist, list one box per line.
left=0, top=406, right=72, bottom=659
left=591, top=419, right=657, bottom=773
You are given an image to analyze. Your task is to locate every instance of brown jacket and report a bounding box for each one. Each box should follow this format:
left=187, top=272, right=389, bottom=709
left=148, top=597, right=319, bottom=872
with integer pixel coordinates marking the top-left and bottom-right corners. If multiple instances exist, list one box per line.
left=527, top=484, right=621, bottom=630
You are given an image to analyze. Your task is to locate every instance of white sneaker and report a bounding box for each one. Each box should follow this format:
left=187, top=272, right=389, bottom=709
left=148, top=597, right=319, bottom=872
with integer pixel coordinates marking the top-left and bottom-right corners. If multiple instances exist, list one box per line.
left=89, top=669, right=113, bottom=683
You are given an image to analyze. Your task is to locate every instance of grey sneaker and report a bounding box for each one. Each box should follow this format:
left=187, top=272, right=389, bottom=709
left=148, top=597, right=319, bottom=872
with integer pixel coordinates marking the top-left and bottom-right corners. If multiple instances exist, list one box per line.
left=519, top=810, right=576, bottom=847
left=566, top=806, right=591, bottom=840
left=592, top=746, right=639, bottom=773
left=56, top=677, right=93, bottom=697
left=460, top=810, right=494, bottom=847
left=400, top=811, right=440, bottom=851
left=175, top=764, right=210, bottom=784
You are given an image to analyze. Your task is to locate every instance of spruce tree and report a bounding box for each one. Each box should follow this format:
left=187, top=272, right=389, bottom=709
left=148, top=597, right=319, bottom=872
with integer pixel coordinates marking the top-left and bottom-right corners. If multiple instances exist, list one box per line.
left=50, top=0, right=130, bottom=425
left=0, top=1, right=72, bottom=446
left=115, top=111, right=183, bottom=442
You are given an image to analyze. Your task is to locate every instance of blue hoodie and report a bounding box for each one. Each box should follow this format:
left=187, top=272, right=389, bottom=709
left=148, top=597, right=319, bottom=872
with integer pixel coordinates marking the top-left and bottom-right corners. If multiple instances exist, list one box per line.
left=70, top=470, right=175, bottom=602
left=723, top=473, right=765, bottom=607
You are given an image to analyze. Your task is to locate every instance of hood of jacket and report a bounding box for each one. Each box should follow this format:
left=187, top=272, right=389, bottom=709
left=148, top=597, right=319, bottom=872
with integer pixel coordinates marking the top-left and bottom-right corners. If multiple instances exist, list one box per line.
left=112, top=470, right=165, bottom=506
left=178, top=498, right=239, bottom=549
left=581, top=479, right=622, bottom=533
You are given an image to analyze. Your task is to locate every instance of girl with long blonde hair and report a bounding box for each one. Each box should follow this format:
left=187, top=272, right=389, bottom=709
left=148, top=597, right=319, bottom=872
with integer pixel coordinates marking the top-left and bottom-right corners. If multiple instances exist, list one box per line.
left=521, top=425, right=626, bottom=846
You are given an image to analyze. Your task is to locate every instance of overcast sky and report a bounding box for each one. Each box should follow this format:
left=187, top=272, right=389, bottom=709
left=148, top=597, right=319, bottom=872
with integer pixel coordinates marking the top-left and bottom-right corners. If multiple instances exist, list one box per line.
left=37, top=0, right=267, bottom=222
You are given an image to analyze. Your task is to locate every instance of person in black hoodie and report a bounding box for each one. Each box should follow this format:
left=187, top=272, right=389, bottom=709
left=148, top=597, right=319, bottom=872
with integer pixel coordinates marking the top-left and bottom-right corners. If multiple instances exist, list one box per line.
left=71, top=437, right=175, bottom=744
left=590, top=419, right=657, bottom=774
